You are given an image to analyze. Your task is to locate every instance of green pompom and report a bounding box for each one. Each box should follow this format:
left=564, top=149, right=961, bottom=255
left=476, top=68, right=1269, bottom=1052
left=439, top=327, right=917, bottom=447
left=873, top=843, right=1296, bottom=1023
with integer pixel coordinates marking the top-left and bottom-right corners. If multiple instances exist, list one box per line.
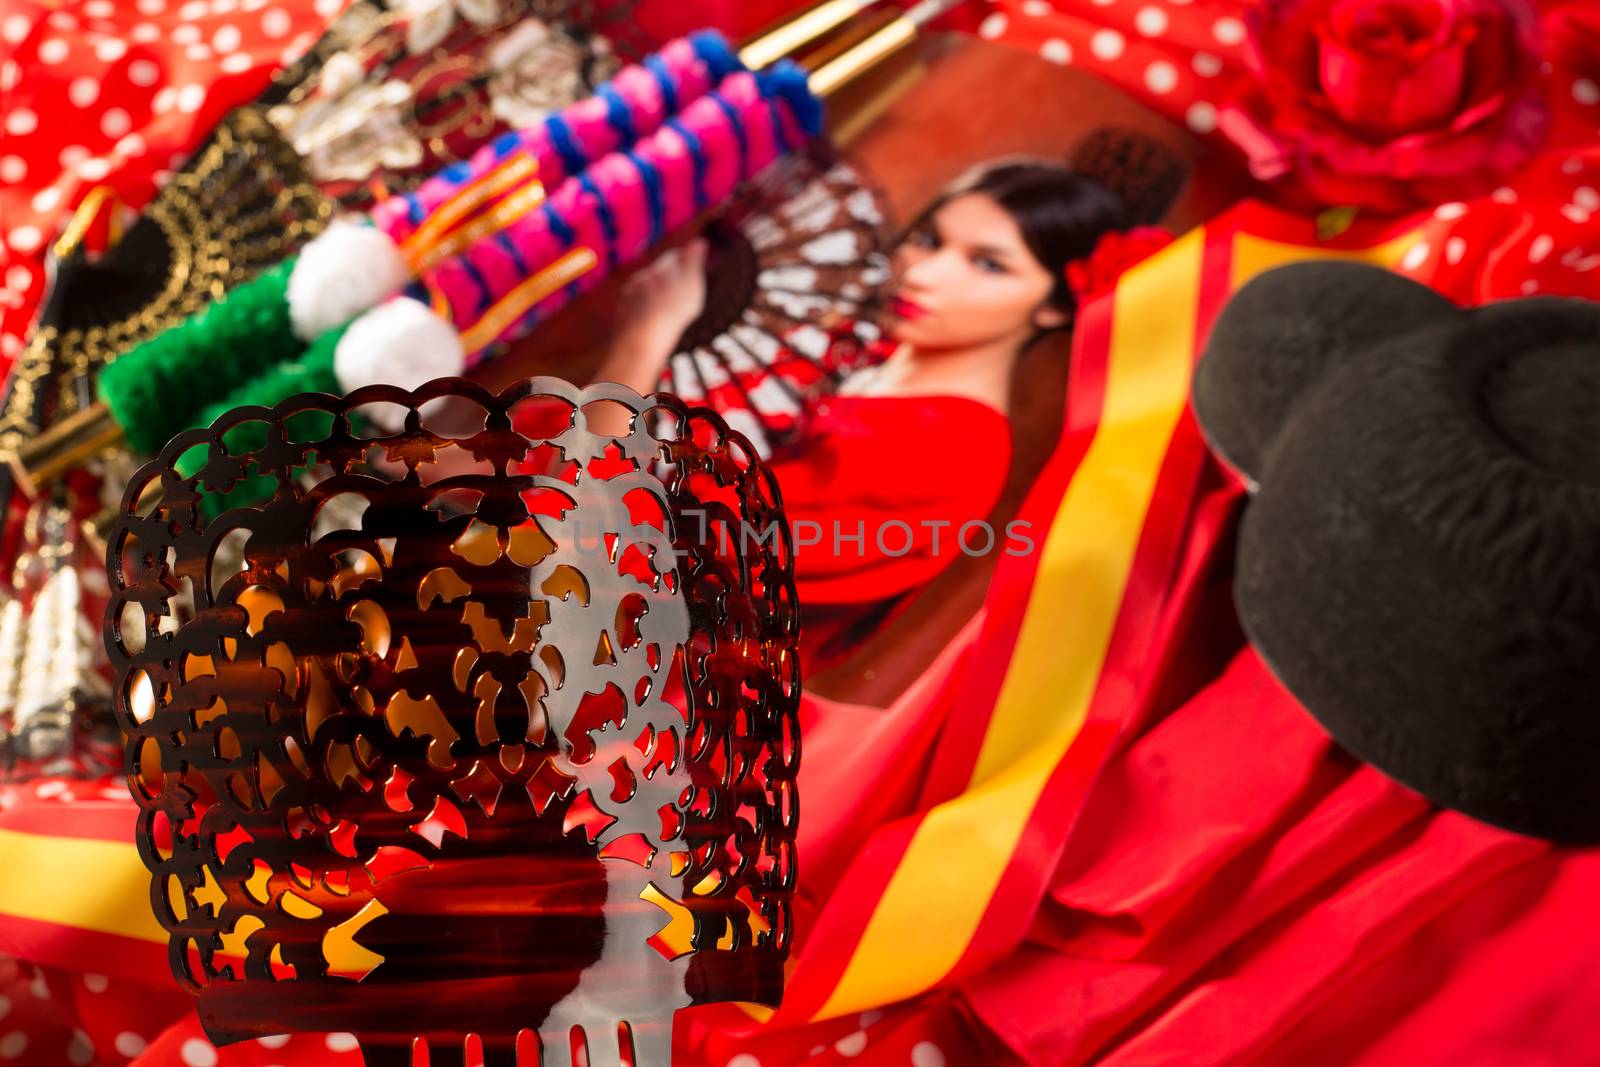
left=100, top=257, right=305, bottom=455
left=180, top=325, right=346, bottom=519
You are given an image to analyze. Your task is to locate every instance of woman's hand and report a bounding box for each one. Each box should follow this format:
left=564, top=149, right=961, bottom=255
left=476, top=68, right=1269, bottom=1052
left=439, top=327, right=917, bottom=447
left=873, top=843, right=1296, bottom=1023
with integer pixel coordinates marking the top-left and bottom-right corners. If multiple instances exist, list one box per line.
left=618, top=238, right=710, bottom=344
left=593, top=238, right=709, bottom=398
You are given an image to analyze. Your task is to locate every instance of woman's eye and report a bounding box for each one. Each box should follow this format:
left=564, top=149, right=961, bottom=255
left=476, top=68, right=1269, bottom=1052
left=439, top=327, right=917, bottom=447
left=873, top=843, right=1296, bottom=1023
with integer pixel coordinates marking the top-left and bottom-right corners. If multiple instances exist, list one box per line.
left=974, top=256, right=1007, bottom=274
left=908, top=229, right=939, bottom=249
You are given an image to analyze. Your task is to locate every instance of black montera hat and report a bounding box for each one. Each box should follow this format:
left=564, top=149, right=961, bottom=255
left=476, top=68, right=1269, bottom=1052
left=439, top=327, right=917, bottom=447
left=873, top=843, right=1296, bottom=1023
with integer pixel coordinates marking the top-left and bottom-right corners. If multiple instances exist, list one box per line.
left=1194, top=260, right=1600, bottom=843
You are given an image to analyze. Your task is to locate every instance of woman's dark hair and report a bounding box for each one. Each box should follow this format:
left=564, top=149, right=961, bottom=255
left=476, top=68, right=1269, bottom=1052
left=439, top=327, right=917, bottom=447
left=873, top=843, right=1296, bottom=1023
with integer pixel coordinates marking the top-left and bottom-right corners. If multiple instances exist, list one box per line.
left=902, top=129, right=1187, bottom=321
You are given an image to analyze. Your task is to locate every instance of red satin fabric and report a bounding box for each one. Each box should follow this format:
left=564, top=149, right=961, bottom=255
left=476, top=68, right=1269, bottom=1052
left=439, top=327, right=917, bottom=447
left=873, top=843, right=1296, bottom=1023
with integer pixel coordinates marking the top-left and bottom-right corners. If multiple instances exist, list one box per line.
left=766, top=389, right=1012, bottom=671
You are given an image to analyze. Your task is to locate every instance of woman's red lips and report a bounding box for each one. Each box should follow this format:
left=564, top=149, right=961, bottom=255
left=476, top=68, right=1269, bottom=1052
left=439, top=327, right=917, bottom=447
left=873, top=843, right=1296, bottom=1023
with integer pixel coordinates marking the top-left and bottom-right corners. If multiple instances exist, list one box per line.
left=891, top=296, right=928, bottom=320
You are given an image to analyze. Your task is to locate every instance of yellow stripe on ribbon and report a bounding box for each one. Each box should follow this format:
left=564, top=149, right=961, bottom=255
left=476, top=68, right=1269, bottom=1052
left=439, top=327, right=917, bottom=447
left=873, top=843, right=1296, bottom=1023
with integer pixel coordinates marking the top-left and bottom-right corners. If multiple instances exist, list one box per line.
left=402, top=155, right=544, bottom=275
left=457, top=246, right=600, bottom=356
left=814, top=229, right=1207, bottom=1020
left=0, top=826, right=390, bottom=974
left=0, top=827, right=167, bottom=945
left=1231, top=228, right=1422, bottom=289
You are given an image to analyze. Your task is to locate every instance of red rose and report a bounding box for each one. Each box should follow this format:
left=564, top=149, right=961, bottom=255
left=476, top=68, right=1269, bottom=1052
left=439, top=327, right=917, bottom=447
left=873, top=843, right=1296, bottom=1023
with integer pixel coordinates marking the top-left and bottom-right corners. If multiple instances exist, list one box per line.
left=1222, top=0, right=1550, bottom=213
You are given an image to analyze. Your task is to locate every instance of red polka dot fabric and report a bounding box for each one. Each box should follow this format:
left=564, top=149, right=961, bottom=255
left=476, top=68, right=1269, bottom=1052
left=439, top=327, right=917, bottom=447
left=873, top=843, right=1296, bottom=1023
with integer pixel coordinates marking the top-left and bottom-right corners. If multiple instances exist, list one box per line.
left=0, top=0, right=336, bottom=381
left=974, top=0, right=1600, bottom=301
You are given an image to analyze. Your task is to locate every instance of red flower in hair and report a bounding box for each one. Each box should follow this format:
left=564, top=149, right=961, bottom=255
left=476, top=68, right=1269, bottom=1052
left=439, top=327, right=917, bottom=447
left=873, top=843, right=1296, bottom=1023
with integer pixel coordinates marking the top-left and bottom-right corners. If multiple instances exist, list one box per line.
left=1064, top=226, right=1175, bottom=304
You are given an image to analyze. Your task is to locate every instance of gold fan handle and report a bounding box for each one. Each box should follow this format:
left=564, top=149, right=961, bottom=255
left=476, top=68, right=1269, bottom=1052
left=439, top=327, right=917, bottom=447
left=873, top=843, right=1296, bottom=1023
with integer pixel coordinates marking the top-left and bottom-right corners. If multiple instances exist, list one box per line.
left=808, top=0, right=973, bottom=98
left=739, top=0, right=887, bottom=70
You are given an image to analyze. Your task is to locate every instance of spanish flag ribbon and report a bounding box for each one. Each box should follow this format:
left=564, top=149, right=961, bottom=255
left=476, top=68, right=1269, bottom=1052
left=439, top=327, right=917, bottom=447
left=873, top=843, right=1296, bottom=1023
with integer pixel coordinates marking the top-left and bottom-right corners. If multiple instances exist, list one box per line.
left=752, top=200, right=1427, bottom=1030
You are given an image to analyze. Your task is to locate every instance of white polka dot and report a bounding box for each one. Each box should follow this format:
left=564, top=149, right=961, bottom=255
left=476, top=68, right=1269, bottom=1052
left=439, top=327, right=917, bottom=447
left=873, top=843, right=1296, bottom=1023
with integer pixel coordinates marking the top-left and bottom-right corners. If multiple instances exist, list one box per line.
left=1040, top=38, right=1072, bottom=65
left=154, top=86, right=178, bottom=112
left=262, top=8, right=291, bottom=37
left=1145, top=60, right=1179, bottom=94
left=95, top=37, right=126, bottom=62
left=132, top=22, right=161, bottom=43
left=82, top=973, right=109, bottom=993
left=137, top=0, right=166, bottom=12
left=1213, top=17, right=1247, bottom=45
left=326, top=1034, right=360, bottom=1053
left=1091, top=0, right=1116, bottom=7
left=1434, top=202, right=1467, bottom=220
left=220, top=53, right=253, bottom=74
left=2, top=15, right=30, bottom=45
left=48, top=11, right=78, bottom=30
left=834, top=1031, right=868, bottom=1057
left=1091, top=29, right=1125, bottom=60
left=0, top=60, right=17, bottom=90
left=178, top=0, right=208, bottom=17
left=5, top=266, right=28, bottom=293
left=858, top=1010, right=885, bottom=1028
left=8, top=223, right=43, bottom=254
left=185, top=43, right=213, bottom=62
left=129, top=58, right=161, bottom=85
left=1023, top=0, right=1053, bottom=14
left=1521, top=279, right=1540, bottom=294
left=314, top=0, right=342, bottom=15
left=1445, top=237, right=1467, bottom=265
left=1562, top=204, right=1591, bottom=224
left=31, top=187, right=60, bottom=213
left=1574, top=78, right=1599, bottom=107
left=1192, top=51, right=1223, bottom=77
left=979, top=13, right=1008, bottom=39
left=212, top=0, right=238, bottom=11
left=78, top=157, right=112, bottom=181
left=1574, top=186, right=1599, bottom=212
left=39, top=37, right=69, bottom=63
left=1491, top=186, right=1518, bottom=204
left=213, top=24, right=241, bottom=52
left=1401, top=241, right=1431, bottom=272
left=1136, top=6, right=1169, bottom=36
left=59, top=144, right=89, bottom=168
left=172, top=24, right=200, bottom=44
left=1185, top=100, right=1218, bottom=134
left=67, top=1029, right=95, bottom=1066
left=86, top=0, right=116, bottom=17
left=181, top=1037, right=219, bottom=1067
left=29, top=973, right=47, bottom=1000
left=69, top=76, right=100, bottom=107
left=178, top=84, right=208, bottom=113
left=911, top=1042, right=947, bottom=1067
left=726, top=1057, right=761, bottom=1067
left=114, top=1032, right=147, bottom=1058
left=281, top=31, right=318, bottom=65
left=1529, top=234, right=1554, bottom=263
left=1561, top=157, right=1585, bottom=175
left=0, top=156, right=24, bottom=182
left=0, top=996, right=9, bottom=1021
left=0, top=1031, right=28, bottom=1059
left=257, top=1035, right=292, bottom=1049
left=243, top=0, right=268, bottom=8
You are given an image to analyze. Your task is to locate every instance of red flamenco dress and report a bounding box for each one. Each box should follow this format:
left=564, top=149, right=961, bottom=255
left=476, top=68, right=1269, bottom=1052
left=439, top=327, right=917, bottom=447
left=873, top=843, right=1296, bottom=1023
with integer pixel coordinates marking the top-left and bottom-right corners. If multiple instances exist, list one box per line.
left=757, top=327, right=1013, bottom=673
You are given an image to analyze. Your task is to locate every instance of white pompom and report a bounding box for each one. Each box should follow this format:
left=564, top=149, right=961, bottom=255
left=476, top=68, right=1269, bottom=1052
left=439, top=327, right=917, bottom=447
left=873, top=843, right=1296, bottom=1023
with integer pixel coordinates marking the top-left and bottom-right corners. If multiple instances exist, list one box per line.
left=334, top=296, right=466, bottom=394
left=286, top=220, right=411, bottom=342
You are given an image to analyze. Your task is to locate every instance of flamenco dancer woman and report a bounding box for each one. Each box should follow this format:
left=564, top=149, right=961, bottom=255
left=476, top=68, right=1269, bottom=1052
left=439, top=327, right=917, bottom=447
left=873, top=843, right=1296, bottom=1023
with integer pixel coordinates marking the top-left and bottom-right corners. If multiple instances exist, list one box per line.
left=596, top=150, right=1175, bottom=670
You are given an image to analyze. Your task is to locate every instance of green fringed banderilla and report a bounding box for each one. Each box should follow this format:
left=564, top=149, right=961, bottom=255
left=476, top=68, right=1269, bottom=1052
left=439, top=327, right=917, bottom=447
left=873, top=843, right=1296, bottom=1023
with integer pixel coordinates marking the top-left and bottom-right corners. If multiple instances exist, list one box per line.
left=98, top=257, right=310, bottom=457
left=173, top=325, right=348, bottom=520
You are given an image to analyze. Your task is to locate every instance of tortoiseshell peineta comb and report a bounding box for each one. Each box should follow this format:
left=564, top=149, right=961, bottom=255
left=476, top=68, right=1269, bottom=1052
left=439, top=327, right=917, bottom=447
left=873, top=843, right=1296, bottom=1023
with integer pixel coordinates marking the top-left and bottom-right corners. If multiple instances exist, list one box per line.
left=104, top=378, right=800, bottom=1067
